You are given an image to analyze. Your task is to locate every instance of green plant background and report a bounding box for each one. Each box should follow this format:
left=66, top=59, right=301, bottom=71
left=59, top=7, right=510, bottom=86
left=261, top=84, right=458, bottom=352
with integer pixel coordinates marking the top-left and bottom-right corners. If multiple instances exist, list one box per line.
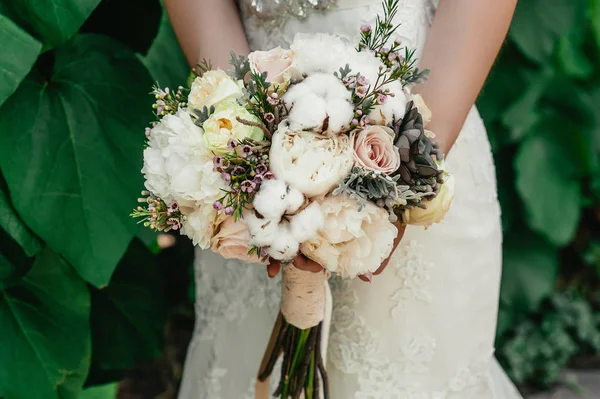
left=0, top=0, right=599, bottom=397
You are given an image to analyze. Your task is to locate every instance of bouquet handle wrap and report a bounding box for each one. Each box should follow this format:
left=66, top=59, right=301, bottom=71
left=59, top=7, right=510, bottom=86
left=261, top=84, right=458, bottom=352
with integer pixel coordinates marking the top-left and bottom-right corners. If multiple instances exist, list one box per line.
left=256, top=265, right=332, bottom=399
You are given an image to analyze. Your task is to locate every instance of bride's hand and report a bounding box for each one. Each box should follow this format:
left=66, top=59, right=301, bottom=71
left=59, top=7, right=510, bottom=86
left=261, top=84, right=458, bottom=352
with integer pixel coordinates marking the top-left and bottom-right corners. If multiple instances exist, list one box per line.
left=267, top=254, right=323, bottom=277
left=358, top=221, right=406, bottom=282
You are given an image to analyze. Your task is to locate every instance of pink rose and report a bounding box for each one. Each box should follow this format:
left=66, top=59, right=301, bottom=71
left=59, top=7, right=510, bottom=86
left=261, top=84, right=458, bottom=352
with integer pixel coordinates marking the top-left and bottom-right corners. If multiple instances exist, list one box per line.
left=350, top=125, right=401, bottom=175
left=211, top=215, right=265, bottom=264
left=248, top=47, right=295, bottom=85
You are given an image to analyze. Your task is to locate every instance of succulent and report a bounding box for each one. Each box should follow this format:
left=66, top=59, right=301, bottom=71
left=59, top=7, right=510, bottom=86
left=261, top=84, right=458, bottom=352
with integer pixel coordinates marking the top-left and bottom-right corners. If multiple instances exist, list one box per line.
left=391, top=101, right=444, bottom=198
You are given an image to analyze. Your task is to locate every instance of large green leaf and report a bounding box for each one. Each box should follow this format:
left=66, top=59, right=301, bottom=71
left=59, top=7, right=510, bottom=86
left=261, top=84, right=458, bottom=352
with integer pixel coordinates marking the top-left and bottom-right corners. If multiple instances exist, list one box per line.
left=498, top=232, right=558, bottom=336
left=0, top=13, right=41, bottom=107
left=6, top=0, right=100, bottom=48
left=90, top=239, right=165, bottom=370
left=509, top=0, right=578, bottom=63
left=0, top=176, right=41, bottom=257
left=142, top=8, right=190, bottom=88
left=0, top=34, right=152, bottom=287
left=0, top=248, right=91, bottom=399
left=515, top=119, right=585, bottom=246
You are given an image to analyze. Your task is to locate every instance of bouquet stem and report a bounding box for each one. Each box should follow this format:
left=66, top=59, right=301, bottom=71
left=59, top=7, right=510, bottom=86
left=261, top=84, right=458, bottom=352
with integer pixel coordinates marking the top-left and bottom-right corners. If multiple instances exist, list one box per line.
left=257, top=265, right=330, bottom=399
left=259, top=317, right=328, bottom=399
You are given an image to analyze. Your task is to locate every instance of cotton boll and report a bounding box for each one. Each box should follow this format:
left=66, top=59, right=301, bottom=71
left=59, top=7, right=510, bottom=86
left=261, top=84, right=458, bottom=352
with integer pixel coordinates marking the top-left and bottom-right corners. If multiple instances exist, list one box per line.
left=245, top=212, right=280, bottom=247
left=283, top=73, right=354, bottom=135
left=286, top=188, right=305, bottom=214
left=368, top=81, right=409, bottom=125
left=267, top=223, right=300, bottom=262
left=290, top=202, right=324, bottom=243
left=252, top=179, right=289, bottom=219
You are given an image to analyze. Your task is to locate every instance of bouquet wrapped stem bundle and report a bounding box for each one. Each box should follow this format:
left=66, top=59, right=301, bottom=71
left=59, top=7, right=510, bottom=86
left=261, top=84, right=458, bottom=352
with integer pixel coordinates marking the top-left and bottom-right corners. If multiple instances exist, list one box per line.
left=133, top=2, right=455, bottom=398
left=258, top=266, right=331, bottom=399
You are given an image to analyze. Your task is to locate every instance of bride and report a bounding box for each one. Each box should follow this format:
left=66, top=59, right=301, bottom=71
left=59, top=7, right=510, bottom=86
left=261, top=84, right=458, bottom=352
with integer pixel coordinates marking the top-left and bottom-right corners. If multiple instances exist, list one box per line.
left=167, top=0, right=521, bottom=398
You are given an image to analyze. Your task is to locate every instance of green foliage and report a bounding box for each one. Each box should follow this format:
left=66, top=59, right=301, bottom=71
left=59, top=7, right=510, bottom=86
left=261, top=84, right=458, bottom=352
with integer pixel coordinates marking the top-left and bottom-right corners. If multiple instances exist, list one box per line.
left=482, top=0, right=600, bottom=389
left=0, top=248, right=91, bottom=399
left=0, top=13, right=41, bottom=107
left=0, top=34, right=152, bottom=287
left=498, top=293, right=600, bottom=389
left=0, top=1, right=191, bottom=397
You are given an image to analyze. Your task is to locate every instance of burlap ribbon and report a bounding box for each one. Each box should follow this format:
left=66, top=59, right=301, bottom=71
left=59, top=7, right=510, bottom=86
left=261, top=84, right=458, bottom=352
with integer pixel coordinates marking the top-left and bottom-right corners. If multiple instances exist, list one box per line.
left=256, top=265, right=332, bottom=399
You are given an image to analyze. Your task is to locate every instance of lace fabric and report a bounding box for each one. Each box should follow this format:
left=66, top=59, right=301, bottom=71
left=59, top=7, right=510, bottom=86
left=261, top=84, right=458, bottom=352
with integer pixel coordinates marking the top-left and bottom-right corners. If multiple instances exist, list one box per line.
left=178, top=2, right=522, bottom=398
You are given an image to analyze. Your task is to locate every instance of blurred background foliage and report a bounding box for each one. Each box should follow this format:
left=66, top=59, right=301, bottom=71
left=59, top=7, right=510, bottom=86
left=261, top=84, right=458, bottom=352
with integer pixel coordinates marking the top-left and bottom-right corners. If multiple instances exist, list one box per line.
left=478, top=0, right=600, bottom=392
left=0, top=0, right=599, bottom=398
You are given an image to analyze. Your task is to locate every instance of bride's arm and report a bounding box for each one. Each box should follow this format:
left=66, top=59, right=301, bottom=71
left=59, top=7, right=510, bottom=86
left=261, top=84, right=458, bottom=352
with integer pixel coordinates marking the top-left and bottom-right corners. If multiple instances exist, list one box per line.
left=164, top=0, right=249, bottom=68
left=415, top=0, right=517, bottom=154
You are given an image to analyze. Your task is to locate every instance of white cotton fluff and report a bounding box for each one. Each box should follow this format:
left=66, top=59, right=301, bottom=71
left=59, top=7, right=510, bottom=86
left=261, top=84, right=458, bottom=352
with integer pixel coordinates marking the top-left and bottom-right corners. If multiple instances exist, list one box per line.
left=245, top=212, right=280, bottom=247
left=368, top=81, right=409, bottom=125
left=286, top=188, right=305, bottom=214
left=267, top=222, right=300, bottom=262
left=290, top=202, right=325, bottom=243
left=252, top=179, right=290, bottom=220
left=283, top=73, right=354, bottom=135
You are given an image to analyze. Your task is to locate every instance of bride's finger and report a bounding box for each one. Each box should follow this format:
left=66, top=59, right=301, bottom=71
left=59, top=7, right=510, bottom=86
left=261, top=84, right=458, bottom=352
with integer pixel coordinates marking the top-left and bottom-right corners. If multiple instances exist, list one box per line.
left=267, top=259, right=281, bottom=278
left=373, top=223, right=406, bottom=275
left=293, top=255, right=323, bottom=273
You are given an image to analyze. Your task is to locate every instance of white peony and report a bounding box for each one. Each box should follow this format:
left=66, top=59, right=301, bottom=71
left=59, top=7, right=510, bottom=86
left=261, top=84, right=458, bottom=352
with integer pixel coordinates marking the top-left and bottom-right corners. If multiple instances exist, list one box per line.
left=142, top=109, right=225, bottom=206
left=283, top=73, right=354, bottom=135
left=290, top=33, right=383, bottom=84
left=188, top=69, right=244, bottom=111
left=180, top=203, right=218, bottom=249
left=269, top=129, right=354, bottom=198
left=300, top=195, right=398, bottom=279
left=368, top=81, right=409, bottom=126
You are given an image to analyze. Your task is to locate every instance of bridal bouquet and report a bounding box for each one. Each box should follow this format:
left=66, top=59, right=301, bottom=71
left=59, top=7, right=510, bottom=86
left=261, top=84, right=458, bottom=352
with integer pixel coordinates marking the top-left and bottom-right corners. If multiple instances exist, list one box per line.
left=133, top=1, right=453, bottom=397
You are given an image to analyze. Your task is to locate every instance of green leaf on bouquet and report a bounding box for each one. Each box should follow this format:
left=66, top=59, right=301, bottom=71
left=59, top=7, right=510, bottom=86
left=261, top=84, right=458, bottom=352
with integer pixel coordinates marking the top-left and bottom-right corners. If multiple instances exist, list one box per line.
left=497, top=232, right=558, bottom=337
left=509, top=0, right=577, bottom=63
left=90, top=239, right=165, bottom=370
left=0, top=13, right=41, bottom=107
left=0, top=176, right=42, bottom=257
left=0, top=248, right=91, bottom=399
left=515, top=118, right=585, bottom=246
left=5, top=0, right=100, bottom=48
left=0, top=34, right=152, bottom=287
left=142, top=8, right=190, bottom=88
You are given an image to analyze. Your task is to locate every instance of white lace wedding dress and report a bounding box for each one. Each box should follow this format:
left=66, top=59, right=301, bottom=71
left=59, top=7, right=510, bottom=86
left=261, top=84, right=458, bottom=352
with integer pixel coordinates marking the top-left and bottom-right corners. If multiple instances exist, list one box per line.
left=179, top=1, right=523, bottom=398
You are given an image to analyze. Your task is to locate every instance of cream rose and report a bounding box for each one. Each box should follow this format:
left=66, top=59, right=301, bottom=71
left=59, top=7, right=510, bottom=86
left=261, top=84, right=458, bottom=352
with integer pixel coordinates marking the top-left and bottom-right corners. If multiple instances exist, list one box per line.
left=202, top=104, right=264, bottom=154
left=412, top=93, right=432, bottom=126
left=351, top=126, right=401, bottom=174
left=211, top=215, right=265, bottom=263
left=300, top=195, right=398, bottom=279
left=188, top=70, right=243, bottom=111
left=248, top=47, right=296, bottom=87
left=403, top=174, right=455, bottom=227
left=269, top=129, right=354, bottom=198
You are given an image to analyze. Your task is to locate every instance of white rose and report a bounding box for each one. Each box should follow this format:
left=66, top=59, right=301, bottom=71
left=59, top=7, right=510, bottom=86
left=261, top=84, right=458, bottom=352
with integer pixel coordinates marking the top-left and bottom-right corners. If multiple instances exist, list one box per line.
left=300, top=195, right=398, bottom=279
left=402, top=174, right=455, bottom=227
left=283, top=73, right=354, bottom=135
left=248, top=47, right=296, bottom=88
left=180, top=203, right=218, bottom=249
left=411, top=93, right=432, bottom=126
left=269, top=129, right=354, bottom=198
left=188, top=69, right=243, bottom=111
left=202, top=103, right=264, bottom=154
left=368, top=81, right=409, bottom=126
